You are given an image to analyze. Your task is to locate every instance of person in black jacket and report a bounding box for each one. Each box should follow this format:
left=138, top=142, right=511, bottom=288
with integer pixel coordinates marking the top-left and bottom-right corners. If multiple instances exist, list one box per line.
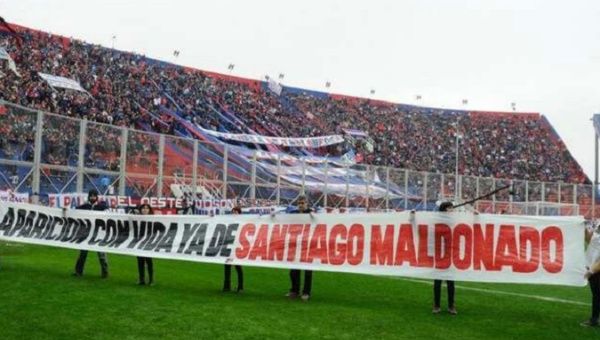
left=73, top=189, right=109, bottom=278
left=136, top=203, right=155, bottom=286
left=286, top=195, right=313, bottom=301
left=223, top=206, right=244, bottom=292
left=433, top=201, right=457, bottom=315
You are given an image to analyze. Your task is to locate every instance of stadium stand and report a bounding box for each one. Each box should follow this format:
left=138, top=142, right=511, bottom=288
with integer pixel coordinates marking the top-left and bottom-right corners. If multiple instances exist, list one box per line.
left=0, top=23, right=589, bottom=187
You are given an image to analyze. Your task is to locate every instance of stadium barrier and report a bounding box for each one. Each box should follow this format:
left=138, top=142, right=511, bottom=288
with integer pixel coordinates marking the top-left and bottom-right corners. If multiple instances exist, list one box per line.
left=0, top=100, right=596, bottom=218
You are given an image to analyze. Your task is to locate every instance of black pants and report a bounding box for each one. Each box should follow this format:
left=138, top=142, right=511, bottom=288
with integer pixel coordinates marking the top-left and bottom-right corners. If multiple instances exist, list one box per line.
left=74, top=250, right=108, bottom=276
left=433, top=280, right=455, bottom=308
left=223, top=265, right=244, bottom=291
left=137, top=257, right=154, bottom=284
left=590, top=272, right=600, bottom=323
left=290, top=269, right=313, bottom=295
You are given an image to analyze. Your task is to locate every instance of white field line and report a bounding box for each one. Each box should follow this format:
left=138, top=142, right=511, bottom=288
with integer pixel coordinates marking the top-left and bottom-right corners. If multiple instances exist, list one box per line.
left=393, top=277, right=590, bottom=306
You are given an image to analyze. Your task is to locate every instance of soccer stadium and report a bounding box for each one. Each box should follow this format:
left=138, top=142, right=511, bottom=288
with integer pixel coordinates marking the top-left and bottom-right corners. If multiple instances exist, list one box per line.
left=0, top=2, right=599, bottom=339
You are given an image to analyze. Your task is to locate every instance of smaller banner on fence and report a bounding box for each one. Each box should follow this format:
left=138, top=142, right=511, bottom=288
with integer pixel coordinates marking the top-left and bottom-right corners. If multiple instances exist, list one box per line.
left=0, top=190, right=28, bottom=203
left=47, top=193, right=236, bottom=210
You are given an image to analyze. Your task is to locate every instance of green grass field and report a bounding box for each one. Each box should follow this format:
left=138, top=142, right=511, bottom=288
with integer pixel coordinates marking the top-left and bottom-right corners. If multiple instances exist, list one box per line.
left=0, top=242, right=597, bottom=339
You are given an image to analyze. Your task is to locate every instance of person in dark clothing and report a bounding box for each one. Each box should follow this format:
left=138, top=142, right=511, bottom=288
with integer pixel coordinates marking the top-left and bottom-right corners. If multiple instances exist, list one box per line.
left=136, top=203, right=155, bottom=286
left=433, top=201, right=456, bottom=315
left=286, top=195, right=313, bottom=301
left=223, top=206, right=244, bottom=292
left=73, top=189, right=109, bottom=278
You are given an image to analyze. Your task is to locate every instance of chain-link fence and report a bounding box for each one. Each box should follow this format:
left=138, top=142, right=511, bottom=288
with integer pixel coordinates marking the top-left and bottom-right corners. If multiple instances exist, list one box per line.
left=0, top=100, right=595, bottom=217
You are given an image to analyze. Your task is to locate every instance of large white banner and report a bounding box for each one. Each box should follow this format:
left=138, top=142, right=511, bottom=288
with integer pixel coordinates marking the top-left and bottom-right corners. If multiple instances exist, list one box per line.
left=0, top=201, right=586, bottom=286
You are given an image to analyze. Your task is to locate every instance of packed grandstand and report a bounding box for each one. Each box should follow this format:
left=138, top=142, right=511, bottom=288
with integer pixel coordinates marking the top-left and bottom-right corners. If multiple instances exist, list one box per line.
left=0, top=22, right=593, bottom=216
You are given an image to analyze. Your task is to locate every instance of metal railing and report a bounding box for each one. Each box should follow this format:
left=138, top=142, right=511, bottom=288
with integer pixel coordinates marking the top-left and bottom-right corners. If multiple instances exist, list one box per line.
left=0, top=100, right=594, bottom=217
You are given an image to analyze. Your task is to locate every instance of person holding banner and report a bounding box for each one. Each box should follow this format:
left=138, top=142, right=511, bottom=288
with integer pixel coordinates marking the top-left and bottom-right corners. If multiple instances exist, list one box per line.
left=286, top=196, right=314, bottom=301
left=433, top=201, right=457, bottom=315
left=223, top=206, right=244, bottom=292
left=73, top=189, right=109, bottom=278
left=136, top=204, right=155, bottom=286
left=582, top=223, right=600, bottom=327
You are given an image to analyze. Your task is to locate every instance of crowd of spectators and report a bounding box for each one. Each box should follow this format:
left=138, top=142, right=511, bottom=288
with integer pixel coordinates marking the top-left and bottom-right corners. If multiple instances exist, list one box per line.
left=286, top=93, right=588, bottom=183
left=0, top=106, right=36, bottom=161
left=0, top=24, right=589, bottom=185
